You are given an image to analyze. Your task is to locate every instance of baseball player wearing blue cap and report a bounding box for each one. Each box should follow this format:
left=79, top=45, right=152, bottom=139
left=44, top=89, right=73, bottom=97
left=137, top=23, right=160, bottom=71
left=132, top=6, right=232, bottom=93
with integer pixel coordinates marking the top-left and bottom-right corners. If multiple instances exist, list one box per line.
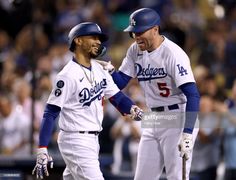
left=98, top=8, right=200, bottom=180
left=32, top=22, right=143, bottom=180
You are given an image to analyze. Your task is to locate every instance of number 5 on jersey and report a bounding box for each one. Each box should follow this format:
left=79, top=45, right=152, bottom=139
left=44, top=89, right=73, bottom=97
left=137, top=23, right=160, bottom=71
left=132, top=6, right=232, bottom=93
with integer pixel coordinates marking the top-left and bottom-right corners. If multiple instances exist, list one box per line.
left=157, top=82, right=170, bottom=97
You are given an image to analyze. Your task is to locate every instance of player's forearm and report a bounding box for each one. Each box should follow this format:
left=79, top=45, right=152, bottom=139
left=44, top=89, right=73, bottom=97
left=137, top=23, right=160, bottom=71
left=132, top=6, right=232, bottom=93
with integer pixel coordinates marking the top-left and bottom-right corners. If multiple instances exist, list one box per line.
left=179, top=82, right=200, bottom=134
left=111, top=71, right=132, bottom=90
left=39, top=104, right=61, bottom=147
left=109, top=91, right=134, bottom=115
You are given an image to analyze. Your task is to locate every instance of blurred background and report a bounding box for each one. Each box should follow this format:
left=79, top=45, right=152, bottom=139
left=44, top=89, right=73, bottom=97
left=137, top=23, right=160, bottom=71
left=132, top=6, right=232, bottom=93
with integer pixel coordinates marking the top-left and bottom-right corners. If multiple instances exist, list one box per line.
left=0, top=0, right=236, bottom=179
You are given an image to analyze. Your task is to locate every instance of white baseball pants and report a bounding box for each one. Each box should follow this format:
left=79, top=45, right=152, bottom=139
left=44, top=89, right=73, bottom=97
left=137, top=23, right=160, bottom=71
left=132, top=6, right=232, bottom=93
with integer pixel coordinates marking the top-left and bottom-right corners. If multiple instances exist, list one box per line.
left=57, top=131, right=104, bottom=180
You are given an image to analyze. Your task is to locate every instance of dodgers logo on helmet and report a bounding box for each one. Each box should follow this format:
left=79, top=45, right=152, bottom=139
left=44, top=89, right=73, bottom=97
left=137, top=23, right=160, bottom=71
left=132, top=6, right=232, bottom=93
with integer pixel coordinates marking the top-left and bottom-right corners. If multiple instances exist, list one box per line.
left=124, top=8, right=161, bottom=33
left=130, top=18, right=136, bottom=26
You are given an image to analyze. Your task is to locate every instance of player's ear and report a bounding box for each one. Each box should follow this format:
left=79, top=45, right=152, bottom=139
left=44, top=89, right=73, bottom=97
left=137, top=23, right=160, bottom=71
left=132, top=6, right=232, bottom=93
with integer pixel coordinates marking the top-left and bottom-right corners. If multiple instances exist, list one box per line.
left=153, top=26, right=159, bottom=35
left=74, top=38, right=82, bottom=46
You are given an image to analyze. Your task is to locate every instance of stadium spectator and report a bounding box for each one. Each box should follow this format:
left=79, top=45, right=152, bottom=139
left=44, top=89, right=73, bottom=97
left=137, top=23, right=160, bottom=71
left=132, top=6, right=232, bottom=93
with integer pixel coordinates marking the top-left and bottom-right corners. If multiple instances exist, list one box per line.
left=0, top=91, right=31, bottom=156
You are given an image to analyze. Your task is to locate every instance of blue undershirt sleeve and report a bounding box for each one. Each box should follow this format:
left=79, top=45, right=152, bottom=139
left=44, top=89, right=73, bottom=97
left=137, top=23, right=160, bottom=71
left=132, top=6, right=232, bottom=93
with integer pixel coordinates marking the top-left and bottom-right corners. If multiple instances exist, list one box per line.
left=39, top=104, right=61, bottom=147
left=111, top=71, right=132, bottom=90
left=109, top=91, right=135, bottom=115
left=179, top=82, right=200, bottom=134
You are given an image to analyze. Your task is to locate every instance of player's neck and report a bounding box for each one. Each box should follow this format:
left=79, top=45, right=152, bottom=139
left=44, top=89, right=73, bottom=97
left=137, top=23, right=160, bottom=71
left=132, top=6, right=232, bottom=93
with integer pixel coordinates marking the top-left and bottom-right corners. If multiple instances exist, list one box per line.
left=154, top=35, right=164, bottom=48
left=147, top=35, right=164, bottom=52
left=74, top=54, right=91, bottom=67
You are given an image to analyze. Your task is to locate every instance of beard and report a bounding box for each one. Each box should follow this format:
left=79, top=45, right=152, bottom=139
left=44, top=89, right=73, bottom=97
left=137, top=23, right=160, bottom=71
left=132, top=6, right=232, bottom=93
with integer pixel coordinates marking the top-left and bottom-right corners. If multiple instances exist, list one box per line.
left=89, top=51, right=98, bottom=58
left=89, top=45, right=103, bottom=58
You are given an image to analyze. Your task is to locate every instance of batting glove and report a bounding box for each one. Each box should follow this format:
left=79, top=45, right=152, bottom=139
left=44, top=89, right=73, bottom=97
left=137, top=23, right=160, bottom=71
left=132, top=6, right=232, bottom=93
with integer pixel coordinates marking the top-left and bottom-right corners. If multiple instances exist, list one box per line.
left=178, top=132, right=193, bottom=160
left=32, top=147, right=53, bottom=179
left=96, top=60, right=115, bottom=74
left=130, top=105, right=143, bottom=121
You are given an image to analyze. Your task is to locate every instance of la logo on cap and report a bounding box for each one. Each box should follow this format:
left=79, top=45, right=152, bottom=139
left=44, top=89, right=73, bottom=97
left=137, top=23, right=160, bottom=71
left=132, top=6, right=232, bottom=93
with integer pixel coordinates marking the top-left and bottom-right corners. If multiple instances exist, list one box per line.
left=130, top=18, right=136, bottom=26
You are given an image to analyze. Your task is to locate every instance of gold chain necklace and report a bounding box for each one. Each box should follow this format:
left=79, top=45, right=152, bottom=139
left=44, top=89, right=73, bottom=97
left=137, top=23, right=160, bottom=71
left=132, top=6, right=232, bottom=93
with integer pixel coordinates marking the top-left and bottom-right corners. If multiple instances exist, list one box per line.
left=79, top=63, right=95, bottom=86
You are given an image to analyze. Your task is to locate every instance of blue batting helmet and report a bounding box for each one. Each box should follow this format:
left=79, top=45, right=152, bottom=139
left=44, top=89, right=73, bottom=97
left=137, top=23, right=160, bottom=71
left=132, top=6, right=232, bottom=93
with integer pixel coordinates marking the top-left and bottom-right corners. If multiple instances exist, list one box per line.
left=68, top=22, right=108, bottom=51
left=124, top=8, right=161, bottom=34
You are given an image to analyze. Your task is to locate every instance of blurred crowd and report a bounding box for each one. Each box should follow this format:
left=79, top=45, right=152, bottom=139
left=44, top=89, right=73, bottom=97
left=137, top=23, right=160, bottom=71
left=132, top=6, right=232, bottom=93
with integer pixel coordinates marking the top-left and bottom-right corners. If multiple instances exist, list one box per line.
left=1, top=0, right=236, bottom=179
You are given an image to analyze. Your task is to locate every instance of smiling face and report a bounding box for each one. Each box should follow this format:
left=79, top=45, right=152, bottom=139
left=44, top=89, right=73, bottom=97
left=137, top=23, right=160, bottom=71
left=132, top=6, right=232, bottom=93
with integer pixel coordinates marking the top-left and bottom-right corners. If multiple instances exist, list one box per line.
left=132, top=26, right=160, bottom=52
left=74, top=35, right=102, bottom=58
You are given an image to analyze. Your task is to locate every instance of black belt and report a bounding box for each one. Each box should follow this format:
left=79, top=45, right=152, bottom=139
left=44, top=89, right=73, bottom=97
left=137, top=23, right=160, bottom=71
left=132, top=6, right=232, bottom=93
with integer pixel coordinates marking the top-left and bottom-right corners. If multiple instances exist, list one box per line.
left=60, top=129, right=100, bottom=135
left=79, top=131, right=100, bottom=135
left=151, top=104, right=179, bottom=112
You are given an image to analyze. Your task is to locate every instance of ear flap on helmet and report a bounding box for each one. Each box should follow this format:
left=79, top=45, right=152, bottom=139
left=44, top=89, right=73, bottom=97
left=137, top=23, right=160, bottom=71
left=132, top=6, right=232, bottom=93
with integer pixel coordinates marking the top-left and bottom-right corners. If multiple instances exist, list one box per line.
left=129, top=32, right=135, bottom=38
left=96, top=46, right=107, bottom=58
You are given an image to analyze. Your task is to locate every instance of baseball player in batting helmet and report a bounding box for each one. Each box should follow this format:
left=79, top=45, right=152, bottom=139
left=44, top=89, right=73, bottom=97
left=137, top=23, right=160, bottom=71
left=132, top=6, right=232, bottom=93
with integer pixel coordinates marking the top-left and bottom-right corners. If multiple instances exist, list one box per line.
left=32, top=21, right=143, bottom=179
left=97, top=8, right=200, bottom=180
left=68, top=22, right=108, bottom=57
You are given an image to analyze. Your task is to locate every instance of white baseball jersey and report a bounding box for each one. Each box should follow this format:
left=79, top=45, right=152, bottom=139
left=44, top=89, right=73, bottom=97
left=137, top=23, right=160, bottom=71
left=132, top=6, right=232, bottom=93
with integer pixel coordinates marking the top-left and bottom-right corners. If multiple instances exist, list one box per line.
left=47, top=59, right=120, bottom=132
left=119, top=36, right=195, bottom=108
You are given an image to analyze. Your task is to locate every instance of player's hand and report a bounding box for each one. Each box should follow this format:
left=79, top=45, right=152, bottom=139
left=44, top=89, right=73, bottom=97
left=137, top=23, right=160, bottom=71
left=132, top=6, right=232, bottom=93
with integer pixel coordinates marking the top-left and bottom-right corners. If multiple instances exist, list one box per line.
left=96, top=60, right=115, bottom=74
left=32, top=147, right=53, bottom=179
left=130, top=105, right=143, bottom=121
left=178, top=132, right=193, bottom=160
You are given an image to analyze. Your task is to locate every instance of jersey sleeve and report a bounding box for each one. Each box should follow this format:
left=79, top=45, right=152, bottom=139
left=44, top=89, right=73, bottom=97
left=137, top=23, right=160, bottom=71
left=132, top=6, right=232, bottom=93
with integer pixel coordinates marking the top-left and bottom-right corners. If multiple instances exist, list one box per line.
left=167, top=50, right=195, bottom=87
left=103, top=70, right=120, bottom=99
left=119, top=43, right=137, bottom=78
left=47, top=75, right=75, bottom=108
